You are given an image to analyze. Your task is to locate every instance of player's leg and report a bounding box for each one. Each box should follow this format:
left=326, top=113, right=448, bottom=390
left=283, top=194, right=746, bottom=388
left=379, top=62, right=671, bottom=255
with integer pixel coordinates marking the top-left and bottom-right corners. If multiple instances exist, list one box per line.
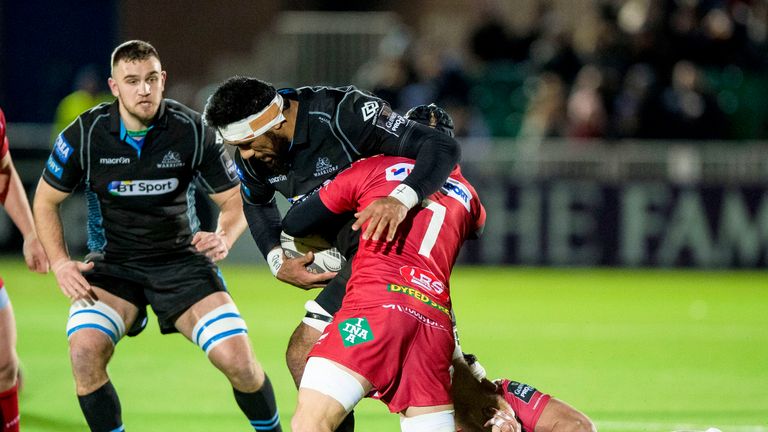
left=175, top=291, right=281, bottom=432
left=400, top=406, right=456, bottom=432
left=0, top=284, right=20, bottom=432
left=286, top=262, right=357, bottom=432
left=291, top=357, right=369, bottom=432
left=533, top=398, right=595, bottom=432
left=67, top=286, right=138, bottom=432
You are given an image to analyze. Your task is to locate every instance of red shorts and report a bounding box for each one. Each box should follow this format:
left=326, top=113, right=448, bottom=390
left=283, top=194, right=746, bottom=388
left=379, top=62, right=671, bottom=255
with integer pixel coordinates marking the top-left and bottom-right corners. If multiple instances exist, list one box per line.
left=310, top=303, right=454, bottom=413
left=497, top=379, right=552, bottom=431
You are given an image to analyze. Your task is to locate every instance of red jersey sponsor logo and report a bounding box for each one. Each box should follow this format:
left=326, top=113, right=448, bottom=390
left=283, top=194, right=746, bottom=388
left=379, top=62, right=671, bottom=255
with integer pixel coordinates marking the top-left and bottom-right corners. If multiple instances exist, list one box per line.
left=386, top=284, right=450, bottom=316
left=399, top=266, right=447, bottom=304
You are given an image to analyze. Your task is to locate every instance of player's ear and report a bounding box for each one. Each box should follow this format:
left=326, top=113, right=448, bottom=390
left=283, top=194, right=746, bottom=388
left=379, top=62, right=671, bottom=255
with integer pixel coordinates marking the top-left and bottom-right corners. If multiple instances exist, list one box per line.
left=108, top=77, right=119, bottom=98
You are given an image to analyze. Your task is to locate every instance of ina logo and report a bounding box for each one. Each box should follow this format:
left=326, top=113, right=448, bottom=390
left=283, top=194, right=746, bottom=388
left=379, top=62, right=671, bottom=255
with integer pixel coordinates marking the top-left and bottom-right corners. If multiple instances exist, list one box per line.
left=361, top=101, right=379, bottom=121
left=339, top=317, right=374, bottom=347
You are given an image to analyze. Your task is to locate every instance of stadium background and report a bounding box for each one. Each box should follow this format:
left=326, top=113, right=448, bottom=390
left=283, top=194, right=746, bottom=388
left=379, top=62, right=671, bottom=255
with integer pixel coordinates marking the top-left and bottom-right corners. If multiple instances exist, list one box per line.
left=0, top=1, right=767, bottom=431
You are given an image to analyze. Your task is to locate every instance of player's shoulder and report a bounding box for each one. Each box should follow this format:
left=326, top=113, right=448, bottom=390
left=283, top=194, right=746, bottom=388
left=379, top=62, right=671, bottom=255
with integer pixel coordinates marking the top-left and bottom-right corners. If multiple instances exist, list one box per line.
left=347, top=154, right=412, bottom=176
left=74, top=101, right=113, bottom=125
left=163, top=99, right=203, bottom=125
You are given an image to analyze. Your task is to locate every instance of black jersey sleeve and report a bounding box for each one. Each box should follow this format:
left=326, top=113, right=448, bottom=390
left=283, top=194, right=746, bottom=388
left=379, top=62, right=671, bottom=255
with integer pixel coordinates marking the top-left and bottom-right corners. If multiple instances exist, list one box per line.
left=233, top=151, right=284, bottom=257
left=282, top=192, right=338, bottom=238
left=243, top=198, right=283, bottom=258
left=42, top=123, right=85, bottom=192
left=372, top=119, right=461, bottom=202
left=195, top=125, right=239, bottom=193
left=332, top=91, right=461, bottom=201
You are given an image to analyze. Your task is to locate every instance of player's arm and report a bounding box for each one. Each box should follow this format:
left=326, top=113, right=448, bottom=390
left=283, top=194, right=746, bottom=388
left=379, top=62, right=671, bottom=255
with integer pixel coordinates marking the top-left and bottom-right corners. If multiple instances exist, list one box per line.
left=33, top=179, right=96, bottom=303
left=281, top=193, right=339, bottom=238
left=0, top=151, right=49, bottom=273
left=192, top=184, right=246, bottom=262
left=193, top=123, right=249, bottom=261
left=338, top=98, right=460, bottom=242
left=235, top=156, right=335, bottom=288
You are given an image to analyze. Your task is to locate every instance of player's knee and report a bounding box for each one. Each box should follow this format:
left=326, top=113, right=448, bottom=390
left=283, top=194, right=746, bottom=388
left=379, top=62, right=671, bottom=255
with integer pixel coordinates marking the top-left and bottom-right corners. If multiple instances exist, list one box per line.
left=0, top=354, right=18, bottom=388
left=192, top=303, right=248, bottom=356
left=66, top=300, right=126, bottom=346
left=218, top=349, right=264, bottom=391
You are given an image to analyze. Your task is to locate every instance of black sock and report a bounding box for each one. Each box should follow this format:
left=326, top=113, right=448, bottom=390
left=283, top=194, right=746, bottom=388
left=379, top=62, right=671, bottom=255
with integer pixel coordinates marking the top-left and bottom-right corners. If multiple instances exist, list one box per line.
left=335, top=410, right=355, bottom=432
left=77, top=381, right=123, bottom=432
left=234, top=375, right=281, bottom=431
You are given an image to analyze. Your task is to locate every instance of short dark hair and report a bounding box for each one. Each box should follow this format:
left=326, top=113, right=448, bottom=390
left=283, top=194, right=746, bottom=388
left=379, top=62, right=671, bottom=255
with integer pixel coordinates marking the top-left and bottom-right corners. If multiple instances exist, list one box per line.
left=111, top=40, right=160, bottom=69
left=203, top=76, right=277, bottom=128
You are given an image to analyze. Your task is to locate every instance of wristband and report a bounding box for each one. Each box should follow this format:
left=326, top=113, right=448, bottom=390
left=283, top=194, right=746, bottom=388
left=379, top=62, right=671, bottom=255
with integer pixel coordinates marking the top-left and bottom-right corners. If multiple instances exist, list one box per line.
left=388, top=184, right=419, bottom=209
left=266, top=248, right=283, bottom=277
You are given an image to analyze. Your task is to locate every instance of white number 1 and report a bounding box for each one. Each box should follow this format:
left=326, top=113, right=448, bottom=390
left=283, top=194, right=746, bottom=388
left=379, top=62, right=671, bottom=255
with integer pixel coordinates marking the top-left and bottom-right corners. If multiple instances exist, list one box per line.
left=418, top=199, right=446, bottom=257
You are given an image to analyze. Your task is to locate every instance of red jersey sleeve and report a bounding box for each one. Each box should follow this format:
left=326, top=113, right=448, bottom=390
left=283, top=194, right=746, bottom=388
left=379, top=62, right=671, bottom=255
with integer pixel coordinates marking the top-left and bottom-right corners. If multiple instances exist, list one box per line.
left=0, top=108, right=8, bottom=159
left=317, top=159, right=370, bottom=214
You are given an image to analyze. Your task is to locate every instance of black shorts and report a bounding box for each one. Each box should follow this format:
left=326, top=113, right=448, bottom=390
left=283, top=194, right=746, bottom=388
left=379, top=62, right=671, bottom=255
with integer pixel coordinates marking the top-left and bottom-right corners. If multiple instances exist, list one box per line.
left=314, top=219, right=358, bottom=315
left=84, top=251, right=228, bottom=334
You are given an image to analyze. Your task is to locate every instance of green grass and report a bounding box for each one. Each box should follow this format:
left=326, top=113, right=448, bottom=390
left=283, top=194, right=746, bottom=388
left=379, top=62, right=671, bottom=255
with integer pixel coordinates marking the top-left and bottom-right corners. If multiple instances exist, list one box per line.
left=2, top=258, right=766, bottom=431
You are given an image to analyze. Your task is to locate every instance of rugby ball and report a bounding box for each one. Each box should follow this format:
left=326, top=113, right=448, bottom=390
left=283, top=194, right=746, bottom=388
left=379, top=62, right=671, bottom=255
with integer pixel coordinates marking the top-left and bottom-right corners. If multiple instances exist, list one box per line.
left=279, top=232, right=347, bottom=274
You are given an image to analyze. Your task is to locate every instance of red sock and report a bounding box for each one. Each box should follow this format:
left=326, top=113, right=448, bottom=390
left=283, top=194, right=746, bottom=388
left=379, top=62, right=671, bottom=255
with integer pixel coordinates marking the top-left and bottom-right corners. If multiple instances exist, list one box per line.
left=0, top=383, right=19, bottom=432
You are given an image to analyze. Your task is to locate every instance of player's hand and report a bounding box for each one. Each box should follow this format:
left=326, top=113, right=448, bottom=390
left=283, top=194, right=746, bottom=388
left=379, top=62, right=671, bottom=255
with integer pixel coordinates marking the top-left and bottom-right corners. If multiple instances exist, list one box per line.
left=483, top=404, right=521, bottom=432
left=276, top=251, right=337, bottom=290
left=192, top=231, right=229, bottom=262
left=22, top=236, right=49, bottom=274
left=52, top=259, right=98, bottom=305
left=352, top=196, right=408, bottom=242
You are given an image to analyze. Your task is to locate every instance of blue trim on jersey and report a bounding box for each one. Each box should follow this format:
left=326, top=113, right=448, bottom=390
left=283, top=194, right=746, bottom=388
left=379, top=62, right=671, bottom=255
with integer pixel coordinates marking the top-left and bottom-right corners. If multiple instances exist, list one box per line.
left=201, top=328, right=248, bottom=353
left=194, top=312, right=242, bottom=345
left=250, top=411, right=281, bottom=430
left=110, top=425, right=125, bottom=432
left=53, top=134, right=74, bottom=163
left=69, top=309, right=120, bottom=334
left=186, top=182, right=201, bottom=234
left=46, top=155, right=64, bottom=179
left=120, top=120, right=152, bottom=157
left=67, top=323, right=118, bottom=344
left=85, top=182, right=107, bottom=252
left=216, top=267, right=228, bottom=290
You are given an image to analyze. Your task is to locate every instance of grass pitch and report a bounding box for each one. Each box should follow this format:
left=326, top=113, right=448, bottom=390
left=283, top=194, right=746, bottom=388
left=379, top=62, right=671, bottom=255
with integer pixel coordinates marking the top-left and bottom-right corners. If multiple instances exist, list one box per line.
left=2, top=258, right=766, bottom=431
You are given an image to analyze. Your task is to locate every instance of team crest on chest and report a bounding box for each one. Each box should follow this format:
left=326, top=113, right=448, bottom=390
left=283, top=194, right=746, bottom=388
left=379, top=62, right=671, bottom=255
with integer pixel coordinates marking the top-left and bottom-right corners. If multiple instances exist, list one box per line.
left=157, top=150, right=184, bottom=168
left=313, top=156, right=338, bottom=177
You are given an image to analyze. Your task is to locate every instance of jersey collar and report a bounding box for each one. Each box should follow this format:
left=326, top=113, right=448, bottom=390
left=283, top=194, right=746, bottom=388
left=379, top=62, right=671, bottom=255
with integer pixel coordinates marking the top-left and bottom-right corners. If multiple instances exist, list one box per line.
left=108, top=99, right=169, bottom=135
left=282, top=88, right=307, bottom=151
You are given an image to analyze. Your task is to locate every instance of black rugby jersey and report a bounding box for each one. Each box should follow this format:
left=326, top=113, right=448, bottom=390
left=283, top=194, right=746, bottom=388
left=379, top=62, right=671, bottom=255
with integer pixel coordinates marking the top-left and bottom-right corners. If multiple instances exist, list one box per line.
left=42, top=99, right=239, bottom=260
left=237, top=86, right=432, bottom=204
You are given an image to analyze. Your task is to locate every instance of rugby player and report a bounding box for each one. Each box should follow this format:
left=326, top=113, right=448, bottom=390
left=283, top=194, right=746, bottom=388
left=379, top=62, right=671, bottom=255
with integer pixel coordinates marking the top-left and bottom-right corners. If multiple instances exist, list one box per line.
left=204, top=77, right=461, bottom=431
left=0, top=106, right=49, bottom=432
left=281, top=151, right=486, bottom=432
left=33, top=41, right=281, bottom=431
left=408, top=104, right=595, bottom=432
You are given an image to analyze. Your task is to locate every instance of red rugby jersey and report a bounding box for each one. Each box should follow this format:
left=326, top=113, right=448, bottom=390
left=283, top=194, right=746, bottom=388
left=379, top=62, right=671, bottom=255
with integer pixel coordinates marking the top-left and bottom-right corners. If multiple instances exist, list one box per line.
left=319, top=155, right=486, bottom=325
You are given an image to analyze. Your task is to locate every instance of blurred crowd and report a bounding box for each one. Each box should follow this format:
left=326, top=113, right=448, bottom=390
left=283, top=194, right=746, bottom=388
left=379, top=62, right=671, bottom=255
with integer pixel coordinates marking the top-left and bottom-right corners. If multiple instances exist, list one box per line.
left=357, top=0, right=768, bottom=141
